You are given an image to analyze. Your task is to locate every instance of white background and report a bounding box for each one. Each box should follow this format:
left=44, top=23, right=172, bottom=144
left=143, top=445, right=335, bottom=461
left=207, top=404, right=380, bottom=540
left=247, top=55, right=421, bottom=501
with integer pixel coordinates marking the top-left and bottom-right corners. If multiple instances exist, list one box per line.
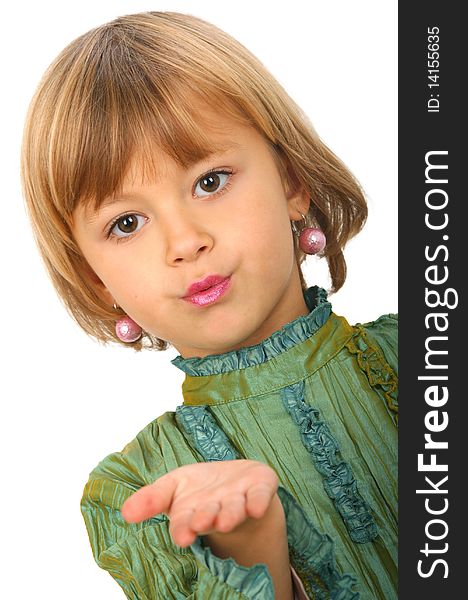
left=1, top=1, right=397, bottom=597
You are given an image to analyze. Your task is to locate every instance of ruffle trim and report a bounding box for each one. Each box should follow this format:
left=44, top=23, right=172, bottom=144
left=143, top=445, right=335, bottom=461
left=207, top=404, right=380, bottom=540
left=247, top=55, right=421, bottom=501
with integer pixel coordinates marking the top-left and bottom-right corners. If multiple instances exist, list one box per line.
left=171, top=286, right=331, bottom=376
left=175, top=405, right=240, bottom=461
left=178, top=404, right=275, bottom=598
left=345, top=325, right=399, bottom=426
left=281, top=382, right=379, bottom=545
left=190, top=536, right=275, bottom=598
left=278, top=486, right=359, bottom=600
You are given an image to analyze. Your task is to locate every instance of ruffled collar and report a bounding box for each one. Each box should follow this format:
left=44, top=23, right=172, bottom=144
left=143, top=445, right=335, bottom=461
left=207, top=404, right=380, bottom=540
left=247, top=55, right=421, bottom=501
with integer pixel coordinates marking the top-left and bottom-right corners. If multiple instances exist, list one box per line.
left=171, top=286, right=330, bottom=376
left=171, top=286, right=354, bottom=406
left=170, top=286, right=357, bottom=407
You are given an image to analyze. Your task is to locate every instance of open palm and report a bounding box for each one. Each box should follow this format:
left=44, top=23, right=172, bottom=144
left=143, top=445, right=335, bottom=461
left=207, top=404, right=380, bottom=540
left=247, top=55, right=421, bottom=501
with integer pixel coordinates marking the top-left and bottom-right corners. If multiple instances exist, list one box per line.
left=121, top=459, right=279, bottom=547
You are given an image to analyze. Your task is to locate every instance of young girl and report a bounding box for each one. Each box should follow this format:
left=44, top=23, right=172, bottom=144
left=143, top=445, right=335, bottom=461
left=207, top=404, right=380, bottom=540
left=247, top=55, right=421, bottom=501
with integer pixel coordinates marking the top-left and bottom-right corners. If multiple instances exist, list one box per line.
left=21, top=10, right=397, bottom=600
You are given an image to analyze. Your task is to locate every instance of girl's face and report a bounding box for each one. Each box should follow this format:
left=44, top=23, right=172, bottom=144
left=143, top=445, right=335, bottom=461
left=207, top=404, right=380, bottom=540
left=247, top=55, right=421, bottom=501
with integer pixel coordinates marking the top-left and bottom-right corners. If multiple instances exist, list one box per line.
left=72, top=109, right=310, bottom=358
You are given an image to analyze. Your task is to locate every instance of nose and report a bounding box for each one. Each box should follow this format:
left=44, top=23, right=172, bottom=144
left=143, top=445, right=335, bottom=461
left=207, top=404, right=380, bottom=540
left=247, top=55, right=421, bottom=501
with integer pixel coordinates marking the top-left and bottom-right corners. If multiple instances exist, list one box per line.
left=163, top=212, right=214, bottom=265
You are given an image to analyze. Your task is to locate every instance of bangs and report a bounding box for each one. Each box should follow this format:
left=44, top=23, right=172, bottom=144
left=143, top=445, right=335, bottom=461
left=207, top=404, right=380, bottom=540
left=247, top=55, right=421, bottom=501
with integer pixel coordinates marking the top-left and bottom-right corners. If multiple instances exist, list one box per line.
left=38, top=20, right=253, bottom=219
left=69, top=81, right=248, bottom=215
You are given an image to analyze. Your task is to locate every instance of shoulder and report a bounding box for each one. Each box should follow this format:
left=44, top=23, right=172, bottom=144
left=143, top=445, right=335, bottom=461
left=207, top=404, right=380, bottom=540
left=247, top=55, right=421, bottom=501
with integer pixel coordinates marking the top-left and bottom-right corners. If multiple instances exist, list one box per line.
left=81, top=410, right=186, bottom=509
left=80, top=410, right=188, bottom=560
left=343, top=313, right=398, bottom=425
left=357, top=313, right=398, bottom=374
left=360, top=312, right=398, bottom=338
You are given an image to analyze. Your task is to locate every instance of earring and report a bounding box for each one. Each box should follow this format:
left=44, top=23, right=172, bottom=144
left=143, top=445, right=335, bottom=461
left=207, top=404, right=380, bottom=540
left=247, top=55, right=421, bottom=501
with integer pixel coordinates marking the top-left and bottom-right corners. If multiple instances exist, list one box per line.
left=113, top=303, right=143, bottom=343
left=291, top=213, right=326, bottom=255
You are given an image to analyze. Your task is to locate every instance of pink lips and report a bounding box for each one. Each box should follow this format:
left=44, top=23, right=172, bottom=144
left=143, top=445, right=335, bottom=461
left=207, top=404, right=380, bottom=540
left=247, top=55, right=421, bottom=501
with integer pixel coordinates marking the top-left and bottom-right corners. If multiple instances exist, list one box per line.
left=182, top=274, right=232, bottom=307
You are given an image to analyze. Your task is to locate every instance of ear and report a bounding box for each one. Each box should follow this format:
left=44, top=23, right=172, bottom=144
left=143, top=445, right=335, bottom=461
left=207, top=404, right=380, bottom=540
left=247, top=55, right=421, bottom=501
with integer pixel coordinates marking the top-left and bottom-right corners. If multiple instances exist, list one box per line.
left=275, top=151, right=311, bottom=219
left=287, top=185, right=311, bottom=221
left=76, top=256, right=115, bottom=307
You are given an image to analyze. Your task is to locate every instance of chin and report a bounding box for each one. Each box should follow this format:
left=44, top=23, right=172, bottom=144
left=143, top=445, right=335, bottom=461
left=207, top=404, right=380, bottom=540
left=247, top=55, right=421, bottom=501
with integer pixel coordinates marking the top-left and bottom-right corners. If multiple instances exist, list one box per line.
left=199, top=326, right=255, bottom=356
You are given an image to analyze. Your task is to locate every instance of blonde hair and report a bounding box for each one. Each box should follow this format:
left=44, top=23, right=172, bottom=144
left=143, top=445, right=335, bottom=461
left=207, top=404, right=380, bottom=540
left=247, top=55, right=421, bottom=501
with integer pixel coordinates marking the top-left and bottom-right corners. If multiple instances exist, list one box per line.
left=21, top=11, right=367, bottom=351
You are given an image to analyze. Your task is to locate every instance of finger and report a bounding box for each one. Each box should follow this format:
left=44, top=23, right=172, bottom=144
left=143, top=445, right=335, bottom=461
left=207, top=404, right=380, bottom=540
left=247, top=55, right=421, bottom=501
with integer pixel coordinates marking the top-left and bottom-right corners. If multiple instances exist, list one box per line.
left=189, top=501, right=221, bottom=534
left=121, top=474, right=177, bottom=523
left=245, top=482, right=276, bottom=519
left=169, top=507, right=197, bottom=547
left=215, top=493, right=246, bottom=533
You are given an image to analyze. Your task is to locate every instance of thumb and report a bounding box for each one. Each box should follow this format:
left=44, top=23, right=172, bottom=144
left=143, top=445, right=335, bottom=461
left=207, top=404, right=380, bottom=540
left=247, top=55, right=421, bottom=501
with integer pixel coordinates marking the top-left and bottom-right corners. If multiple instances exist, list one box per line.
left=121, top=474, right=177, bottom=523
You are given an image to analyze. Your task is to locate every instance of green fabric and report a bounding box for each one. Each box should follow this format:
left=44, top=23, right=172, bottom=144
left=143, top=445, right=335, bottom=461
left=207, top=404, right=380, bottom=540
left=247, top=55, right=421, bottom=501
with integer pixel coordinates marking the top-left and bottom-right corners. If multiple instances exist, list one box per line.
left=81, top=286, right=397, bottom=599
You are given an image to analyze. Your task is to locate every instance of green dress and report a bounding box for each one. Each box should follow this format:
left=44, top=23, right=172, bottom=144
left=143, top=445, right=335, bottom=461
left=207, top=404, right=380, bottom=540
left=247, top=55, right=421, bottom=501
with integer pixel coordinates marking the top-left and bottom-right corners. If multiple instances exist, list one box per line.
left=81, top=286, right=398, bottom=599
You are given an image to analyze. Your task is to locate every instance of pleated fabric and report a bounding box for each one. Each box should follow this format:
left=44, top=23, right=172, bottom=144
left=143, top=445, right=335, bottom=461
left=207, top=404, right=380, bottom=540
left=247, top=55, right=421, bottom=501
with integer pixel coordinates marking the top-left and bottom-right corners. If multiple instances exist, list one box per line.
left=81, top=286, right=397, bottom=599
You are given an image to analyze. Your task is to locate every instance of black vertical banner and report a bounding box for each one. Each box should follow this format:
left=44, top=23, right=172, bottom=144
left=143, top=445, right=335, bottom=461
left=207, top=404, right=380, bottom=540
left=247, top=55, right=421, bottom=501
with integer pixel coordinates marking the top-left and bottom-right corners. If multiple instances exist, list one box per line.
left=399, top=3, right=465, bottom=599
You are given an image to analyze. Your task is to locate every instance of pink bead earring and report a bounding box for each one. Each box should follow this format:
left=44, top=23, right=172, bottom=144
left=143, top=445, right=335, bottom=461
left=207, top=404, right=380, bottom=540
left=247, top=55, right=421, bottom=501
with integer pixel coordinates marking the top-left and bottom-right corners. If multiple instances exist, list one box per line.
left=291, top=213, right=326, bottom=255
left=113, top=304, right=143, bottom=343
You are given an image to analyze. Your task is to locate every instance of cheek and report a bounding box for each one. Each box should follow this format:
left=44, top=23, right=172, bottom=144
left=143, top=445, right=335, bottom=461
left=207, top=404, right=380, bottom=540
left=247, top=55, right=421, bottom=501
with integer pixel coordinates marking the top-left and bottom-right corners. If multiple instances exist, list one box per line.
left=241, top=198, right=293, bottom=255
left=118, top=287, right=168, bottom=336
left=234, top=218, right=295, bottom=286
left=230, top=182, right=290, bottom=236
left=91, top=251, right=155, bottom=310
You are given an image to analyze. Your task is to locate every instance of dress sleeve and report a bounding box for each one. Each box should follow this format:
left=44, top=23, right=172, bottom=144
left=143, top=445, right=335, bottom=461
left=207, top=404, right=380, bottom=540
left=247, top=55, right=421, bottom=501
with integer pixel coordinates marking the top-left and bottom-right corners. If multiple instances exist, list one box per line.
left=81, top=478, right=273, bottom=599
left=81, top=476, right=358, bottom=599
left=361, top=313, right=398, bottom=377
left=276, top=486, right=359, bottom=600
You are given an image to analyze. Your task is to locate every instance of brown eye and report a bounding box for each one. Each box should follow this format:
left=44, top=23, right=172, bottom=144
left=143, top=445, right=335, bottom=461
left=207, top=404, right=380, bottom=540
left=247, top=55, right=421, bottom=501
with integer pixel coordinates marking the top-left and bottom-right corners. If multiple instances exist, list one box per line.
left=110, top=214, right=146, bottom=238
left=199, top=173, right=221, bottom=193
left=118, top=215, right=138, bottom=233
left=195, top=170, right=231, bottom=197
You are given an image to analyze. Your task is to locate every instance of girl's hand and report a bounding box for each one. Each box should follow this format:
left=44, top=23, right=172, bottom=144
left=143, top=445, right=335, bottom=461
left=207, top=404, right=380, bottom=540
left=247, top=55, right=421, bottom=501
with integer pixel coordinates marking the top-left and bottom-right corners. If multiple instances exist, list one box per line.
left=120, top=459, right=279, bottom=547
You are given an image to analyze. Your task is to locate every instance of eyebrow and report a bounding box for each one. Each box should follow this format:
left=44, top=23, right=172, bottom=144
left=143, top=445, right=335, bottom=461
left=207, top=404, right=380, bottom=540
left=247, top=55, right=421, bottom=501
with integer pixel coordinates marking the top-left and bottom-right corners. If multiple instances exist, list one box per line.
left=84, top=143, right=242, bottom=220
